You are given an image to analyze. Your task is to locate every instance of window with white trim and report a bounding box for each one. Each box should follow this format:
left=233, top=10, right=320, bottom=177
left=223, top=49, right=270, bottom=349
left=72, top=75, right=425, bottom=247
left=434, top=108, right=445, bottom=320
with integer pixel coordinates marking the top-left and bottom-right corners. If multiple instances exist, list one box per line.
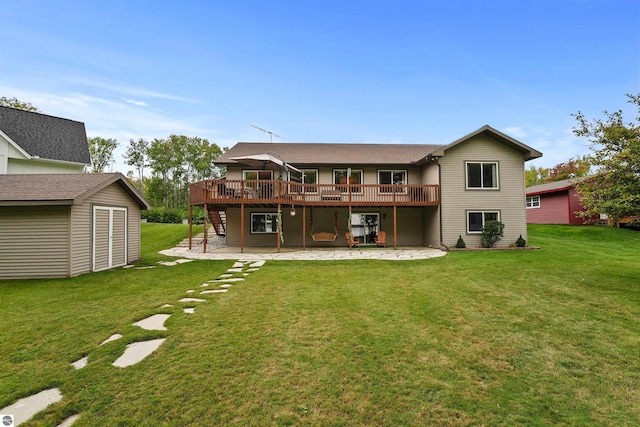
left=526, top=195, right=540, bottom=209
left=466, top=162, right=499, bottom=189
left=251, top=213, right=278, bottom=234
left=467, top=211, right=500, bottom=233
left=290, top=169, right=318, bottom=193
left=378, top=170, right=407, bottom=193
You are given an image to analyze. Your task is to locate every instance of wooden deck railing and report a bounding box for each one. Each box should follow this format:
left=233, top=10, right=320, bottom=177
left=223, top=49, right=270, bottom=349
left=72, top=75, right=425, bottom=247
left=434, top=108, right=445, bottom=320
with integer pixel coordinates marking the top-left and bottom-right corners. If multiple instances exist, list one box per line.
left=190, top=179, right=439, bottom=207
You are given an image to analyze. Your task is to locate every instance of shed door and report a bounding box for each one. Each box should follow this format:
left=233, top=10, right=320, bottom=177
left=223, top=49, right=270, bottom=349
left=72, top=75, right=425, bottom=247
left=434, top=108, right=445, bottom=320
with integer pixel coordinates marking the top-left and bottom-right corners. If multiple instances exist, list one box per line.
left=93, top=206, right=128, bottom=271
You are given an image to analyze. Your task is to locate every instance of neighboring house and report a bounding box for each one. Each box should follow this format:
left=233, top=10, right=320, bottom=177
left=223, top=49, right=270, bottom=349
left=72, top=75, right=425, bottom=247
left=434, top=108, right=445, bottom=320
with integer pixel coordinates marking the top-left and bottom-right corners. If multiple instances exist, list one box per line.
left=0, top=106, right=91, bottom=174
left=525, top=179, right=588, bottom=225
left=189, top=125, right=542, bottom=250
left=0, top=173, right=150, bottom=279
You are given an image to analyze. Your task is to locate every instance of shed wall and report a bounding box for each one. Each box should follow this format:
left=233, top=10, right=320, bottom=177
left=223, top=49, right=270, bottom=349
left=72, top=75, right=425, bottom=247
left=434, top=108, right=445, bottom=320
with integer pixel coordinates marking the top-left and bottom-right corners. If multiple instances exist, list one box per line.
left=0, top=206, right=70, bottom=279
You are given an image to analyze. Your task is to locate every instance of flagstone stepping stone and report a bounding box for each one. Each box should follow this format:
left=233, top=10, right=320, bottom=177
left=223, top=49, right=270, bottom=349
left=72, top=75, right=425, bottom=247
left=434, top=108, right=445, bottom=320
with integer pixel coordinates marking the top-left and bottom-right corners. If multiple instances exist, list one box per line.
left=184, top=307, right=195, bottom=314
left=201, top=283, right=210, bottom=287
left=219, top=273, right=234, bottom=278
left=209, top=277, right=244, bottom=282
left=226, top=268, right=244, bottom=273
left=157, top=261, right=178, bottom=266
left=248, top=260, right=265, bottom=267
left=179, top=298, right=206, bottom=303
left=186, top=289, right=194, bottom=294
left=220, top=284, right=233, bottom=288
left=0, top=388, right=62, bottom=426
left=160, top=304, right=174, bottom=308
left=100, top=333, right=123, bottom=346
left=71, top=356, right=88, bottom=370
left=112, top=338, right=166, bottom=368
left=57, top=414, right=80, bottom=427
left=201, top=289, right=228, bottom=294
left=135, top=266, right=155, bottom=270
left=246, top=268, right=260, bottom=272
left=243, top=273, right=250, bottom=276
left=133, top=314, right=171, bottom=331
left=122, top=265, right=135, bottom=269
left=175, top=259, right=193, bottom=264
left=232, top=262, right=245, bottom=268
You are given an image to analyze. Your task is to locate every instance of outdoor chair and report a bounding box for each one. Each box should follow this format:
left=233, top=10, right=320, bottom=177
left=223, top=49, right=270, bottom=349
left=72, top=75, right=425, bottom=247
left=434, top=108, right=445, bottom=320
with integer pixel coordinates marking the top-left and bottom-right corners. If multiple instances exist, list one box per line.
left=375, top=230, right=386, bottom=247
left=345, top=232, right=360, bottom=248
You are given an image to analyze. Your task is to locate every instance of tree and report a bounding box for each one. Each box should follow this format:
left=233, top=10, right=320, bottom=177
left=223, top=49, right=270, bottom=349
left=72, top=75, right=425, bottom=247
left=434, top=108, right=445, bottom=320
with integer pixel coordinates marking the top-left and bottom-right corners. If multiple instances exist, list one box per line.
left=572, top=93, right=640, bottom=223
left=547, top=155, right=591, bottom=182
left=124, top=138, right=149, bottom=190
left=88, top=137, right=119, bottom=173
left=525, top=165, right=550, bottom=187
left=0, top=96, right=40, bottom=112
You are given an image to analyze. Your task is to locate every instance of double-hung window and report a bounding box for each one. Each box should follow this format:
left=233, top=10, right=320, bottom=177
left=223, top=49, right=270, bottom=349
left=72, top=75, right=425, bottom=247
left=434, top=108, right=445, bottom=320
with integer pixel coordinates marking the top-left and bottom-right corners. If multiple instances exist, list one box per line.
left=378, top=170, right=407, bottom=193
left=467, top=211, right=500, bottom=233
left=526, top=195, right=540, bottom=209
left=251, top=213, right=277, bottom=234
left=466, top=162, right=499, bottom=189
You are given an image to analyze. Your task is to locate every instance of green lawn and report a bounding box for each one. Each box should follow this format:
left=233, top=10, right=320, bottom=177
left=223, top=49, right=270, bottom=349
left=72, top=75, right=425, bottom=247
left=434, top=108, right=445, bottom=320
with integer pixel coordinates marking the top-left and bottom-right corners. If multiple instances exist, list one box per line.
left=1, top=224, right=639, bottom=426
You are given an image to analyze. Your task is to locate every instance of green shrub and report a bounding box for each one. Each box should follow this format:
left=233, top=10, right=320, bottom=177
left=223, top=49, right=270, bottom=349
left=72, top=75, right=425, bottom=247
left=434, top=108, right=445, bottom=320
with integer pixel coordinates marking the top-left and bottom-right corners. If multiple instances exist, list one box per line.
left=143, top=207, right=183, bottom=224
left=516, top=234, right=527, bottom=247
left=481, top=220, right=505, bottom=248
left=454, top=235, right=466, bottom=248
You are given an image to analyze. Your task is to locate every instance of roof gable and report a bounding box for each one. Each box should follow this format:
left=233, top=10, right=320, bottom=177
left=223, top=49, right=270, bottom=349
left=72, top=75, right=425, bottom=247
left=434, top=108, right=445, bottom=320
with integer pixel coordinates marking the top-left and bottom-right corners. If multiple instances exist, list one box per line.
left=0, top=173, right=150, bottom=208
left=0, top=106, right=91, bottom=165
left=430, top=125, right=543, bottom=161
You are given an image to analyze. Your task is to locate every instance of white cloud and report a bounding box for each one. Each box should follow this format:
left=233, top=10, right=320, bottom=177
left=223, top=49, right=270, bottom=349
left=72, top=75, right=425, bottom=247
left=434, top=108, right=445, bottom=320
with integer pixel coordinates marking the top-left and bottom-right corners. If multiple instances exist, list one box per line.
left=125, top=99, right=149, bottom=107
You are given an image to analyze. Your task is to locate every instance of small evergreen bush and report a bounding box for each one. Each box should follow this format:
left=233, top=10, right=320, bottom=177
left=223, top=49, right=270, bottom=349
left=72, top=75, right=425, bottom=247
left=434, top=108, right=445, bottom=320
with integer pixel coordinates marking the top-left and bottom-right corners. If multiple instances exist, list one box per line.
left=481, top=220, right=505, bottom=248
left=516, top=235, right=526, bottom=248
left=454, top=235, right=466, bottom=249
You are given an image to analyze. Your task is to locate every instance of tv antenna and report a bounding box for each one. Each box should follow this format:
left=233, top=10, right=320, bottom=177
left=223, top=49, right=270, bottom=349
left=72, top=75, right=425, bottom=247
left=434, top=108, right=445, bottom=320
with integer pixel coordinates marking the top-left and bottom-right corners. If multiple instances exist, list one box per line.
left=250, top=124, right=284, bottom=142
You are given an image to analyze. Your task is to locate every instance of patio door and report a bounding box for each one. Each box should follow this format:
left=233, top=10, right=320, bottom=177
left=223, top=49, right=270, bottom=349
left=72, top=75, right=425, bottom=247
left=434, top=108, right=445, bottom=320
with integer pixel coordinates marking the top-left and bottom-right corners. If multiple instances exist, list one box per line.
left=350, top=213, right=379, bottom=245
left=93, top=206, right=128, bottom=271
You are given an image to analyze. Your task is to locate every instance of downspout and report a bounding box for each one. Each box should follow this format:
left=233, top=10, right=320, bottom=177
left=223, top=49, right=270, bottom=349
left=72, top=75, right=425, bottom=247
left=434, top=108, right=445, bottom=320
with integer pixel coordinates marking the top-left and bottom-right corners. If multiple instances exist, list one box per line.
left=437, top=161, right=443, bottom=246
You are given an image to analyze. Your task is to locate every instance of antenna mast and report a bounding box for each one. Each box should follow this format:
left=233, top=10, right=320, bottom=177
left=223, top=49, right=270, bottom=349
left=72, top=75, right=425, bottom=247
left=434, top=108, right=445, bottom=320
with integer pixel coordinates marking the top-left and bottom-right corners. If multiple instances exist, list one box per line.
left=250, top=124, right=284, bottom=142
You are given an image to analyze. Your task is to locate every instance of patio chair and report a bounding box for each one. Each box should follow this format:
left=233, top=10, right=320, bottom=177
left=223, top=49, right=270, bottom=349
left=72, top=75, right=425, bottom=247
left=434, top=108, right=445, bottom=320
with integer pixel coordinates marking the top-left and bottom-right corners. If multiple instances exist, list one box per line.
left=345, top=232, right=360, bottom=248
left=375, top=230, right=386, bottom=247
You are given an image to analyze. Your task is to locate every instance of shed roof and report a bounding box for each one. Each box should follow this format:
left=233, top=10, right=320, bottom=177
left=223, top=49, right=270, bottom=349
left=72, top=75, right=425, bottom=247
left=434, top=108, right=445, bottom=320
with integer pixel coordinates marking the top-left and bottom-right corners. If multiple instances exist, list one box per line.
left=0, top=173, right=150, bottom=208
left=0, top=106, right=91, bottom=165
left=526, top=178, right=578, bottom=196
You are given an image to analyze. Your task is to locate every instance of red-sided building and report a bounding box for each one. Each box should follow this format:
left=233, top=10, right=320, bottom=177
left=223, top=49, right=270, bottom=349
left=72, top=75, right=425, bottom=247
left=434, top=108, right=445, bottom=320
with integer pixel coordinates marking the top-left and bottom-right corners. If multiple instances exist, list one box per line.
left=526, top=179, right=588, bottom=225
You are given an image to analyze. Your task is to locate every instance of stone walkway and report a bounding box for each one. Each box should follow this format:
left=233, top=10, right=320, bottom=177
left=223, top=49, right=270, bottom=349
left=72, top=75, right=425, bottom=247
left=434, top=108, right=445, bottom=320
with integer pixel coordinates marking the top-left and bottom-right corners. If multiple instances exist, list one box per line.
left=161, top=245, right=447, bottom=261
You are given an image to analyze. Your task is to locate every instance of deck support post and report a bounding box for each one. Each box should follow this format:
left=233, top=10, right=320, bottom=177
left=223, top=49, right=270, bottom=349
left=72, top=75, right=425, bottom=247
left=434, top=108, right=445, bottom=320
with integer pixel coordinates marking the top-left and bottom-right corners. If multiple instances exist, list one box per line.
left=240, top=181, right=245, bottom=253
left=203, top=204, right=208, bottom=253
left=302, top=205, right=306, bottom=250
left=277, top=202, right=281, bottom=253
left=188, top=205, right=193, bottom=250
left=393, top=205, right=397, bottom=250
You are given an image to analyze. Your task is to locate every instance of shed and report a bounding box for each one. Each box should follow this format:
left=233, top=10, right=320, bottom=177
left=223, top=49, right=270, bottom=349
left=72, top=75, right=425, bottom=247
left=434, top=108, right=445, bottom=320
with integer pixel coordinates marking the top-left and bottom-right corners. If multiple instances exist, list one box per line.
left=0, top=173, right=150, bottom=279
left=525, top=178, right=587, bottom=225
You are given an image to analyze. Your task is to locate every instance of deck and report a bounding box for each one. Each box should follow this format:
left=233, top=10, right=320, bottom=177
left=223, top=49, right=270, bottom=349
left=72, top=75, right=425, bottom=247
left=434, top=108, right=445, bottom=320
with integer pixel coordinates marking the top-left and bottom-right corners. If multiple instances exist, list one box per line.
left=190, top=179, right=439, bottom=207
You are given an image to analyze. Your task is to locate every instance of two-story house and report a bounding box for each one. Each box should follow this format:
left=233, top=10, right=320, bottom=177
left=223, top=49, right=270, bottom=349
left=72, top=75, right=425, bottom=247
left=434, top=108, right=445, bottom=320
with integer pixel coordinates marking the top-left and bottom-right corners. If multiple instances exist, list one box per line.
left=0, top=105, right=91, bottom=173
left=189, top=125, right=542, bottom=251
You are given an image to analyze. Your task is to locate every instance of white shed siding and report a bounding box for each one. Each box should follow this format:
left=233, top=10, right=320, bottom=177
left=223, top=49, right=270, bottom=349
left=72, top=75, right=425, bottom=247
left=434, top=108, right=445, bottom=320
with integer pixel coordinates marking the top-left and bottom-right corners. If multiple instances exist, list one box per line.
left=0, top=206, right=70, bottom=279
left=438, top=135, right=528, bottom=247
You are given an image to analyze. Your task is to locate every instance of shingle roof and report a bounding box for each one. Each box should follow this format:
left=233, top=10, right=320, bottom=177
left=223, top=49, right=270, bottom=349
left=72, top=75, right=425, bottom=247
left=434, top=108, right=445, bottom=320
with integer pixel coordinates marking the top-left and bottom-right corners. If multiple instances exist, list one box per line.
left=0, top=106, right=91, bottom=164
left=215, top=142, right=442, bottom=166
left=526, top=178, right=579, bottom=196
left=0, top=173, right=150, bottom=208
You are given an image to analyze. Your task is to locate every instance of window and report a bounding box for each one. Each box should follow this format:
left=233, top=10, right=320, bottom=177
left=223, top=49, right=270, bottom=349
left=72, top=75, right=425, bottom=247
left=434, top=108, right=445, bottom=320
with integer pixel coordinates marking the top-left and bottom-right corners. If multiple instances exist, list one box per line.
left=467, top=211, right=500, bottom=233
left=378, top=170, right=407, bottom=193
left=251, top=213, right=278, bottom=234
left=526, top=195, right=540, bottom=209
left=334, top=169, right=362, bottom=193
left=291, top=169, right=318, bottom=193
left=466, top=162, right=498, bottom=189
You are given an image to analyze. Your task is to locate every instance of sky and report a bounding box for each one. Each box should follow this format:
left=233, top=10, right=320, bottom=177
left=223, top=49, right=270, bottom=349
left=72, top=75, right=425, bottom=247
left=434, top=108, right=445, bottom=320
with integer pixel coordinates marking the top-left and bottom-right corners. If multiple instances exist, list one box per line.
left=1, top=0, right=638, bottom=174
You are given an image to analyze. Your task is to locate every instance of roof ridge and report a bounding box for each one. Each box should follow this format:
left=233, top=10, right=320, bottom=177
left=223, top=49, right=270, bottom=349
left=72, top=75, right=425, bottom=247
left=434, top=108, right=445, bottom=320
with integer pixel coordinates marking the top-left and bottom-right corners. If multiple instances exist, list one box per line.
left=0, top=105, right=85, bottom=125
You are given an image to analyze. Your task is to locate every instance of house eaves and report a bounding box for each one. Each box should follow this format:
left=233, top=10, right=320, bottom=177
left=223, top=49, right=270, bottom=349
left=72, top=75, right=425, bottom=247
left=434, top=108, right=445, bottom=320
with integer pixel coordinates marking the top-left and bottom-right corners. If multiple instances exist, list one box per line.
left=430, top=125, right=543, bottom=161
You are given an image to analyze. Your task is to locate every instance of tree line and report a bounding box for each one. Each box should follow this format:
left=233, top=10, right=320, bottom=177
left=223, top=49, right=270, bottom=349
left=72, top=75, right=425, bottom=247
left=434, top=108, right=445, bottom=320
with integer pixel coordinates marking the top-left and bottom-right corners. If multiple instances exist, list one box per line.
left=88, top=135, right=225, bottom=209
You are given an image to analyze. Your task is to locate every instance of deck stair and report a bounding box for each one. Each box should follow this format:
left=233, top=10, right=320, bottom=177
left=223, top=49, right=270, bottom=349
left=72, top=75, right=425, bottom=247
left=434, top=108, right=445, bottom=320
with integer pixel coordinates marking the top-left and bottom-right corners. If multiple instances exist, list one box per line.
left=208, top=210, right=226, bottom=236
